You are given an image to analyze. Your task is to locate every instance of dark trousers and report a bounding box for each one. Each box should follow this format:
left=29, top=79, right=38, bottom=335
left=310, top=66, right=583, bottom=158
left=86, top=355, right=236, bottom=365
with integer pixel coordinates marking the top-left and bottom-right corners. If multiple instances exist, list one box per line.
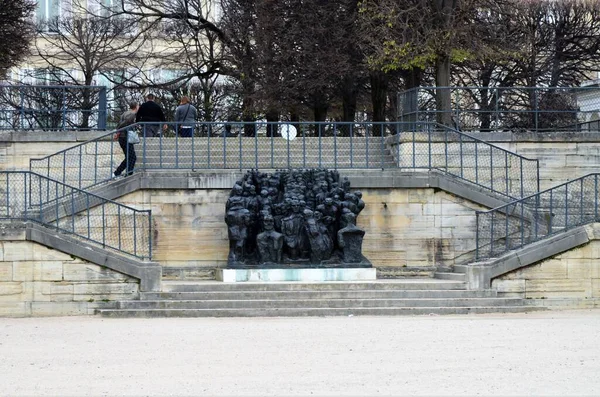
left=179, top=127, right=193, bottom=137
left=115, top=135, right=137, bottom=176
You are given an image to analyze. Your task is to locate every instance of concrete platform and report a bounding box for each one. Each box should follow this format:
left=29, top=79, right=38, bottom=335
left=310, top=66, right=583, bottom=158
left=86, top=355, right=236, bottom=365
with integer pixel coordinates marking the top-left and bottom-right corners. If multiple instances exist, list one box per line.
left=216, top=267, right=376, bottom=282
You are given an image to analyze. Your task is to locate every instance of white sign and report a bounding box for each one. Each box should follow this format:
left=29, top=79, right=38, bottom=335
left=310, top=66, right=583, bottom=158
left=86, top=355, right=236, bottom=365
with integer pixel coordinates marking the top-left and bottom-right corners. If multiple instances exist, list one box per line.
left=280, top=124, right=297, bottom=140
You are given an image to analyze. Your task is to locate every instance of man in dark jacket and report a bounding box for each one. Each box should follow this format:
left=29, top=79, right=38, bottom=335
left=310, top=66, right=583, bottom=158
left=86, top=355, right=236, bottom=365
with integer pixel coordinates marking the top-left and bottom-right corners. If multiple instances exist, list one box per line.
left=114, top=102, right=139, bottom=177
left=135, top=93, right=167, bottom=137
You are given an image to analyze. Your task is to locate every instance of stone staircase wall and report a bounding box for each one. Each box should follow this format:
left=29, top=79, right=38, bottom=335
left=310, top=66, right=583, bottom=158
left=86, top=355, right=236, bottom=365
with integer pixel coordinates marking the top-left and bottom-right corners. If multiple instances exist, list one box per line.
left=0, top=224, right=139, bottom=317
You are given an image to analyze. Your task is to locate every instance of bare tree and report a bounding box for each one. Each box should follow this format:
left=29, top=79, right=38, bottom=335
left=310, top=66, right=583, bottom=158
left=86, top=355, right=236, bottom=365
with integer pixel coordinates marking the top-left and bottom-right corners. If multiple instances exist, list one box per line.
left=31, top=3, right=148, bottom=128
left=0, top=0, right=36, bottom=78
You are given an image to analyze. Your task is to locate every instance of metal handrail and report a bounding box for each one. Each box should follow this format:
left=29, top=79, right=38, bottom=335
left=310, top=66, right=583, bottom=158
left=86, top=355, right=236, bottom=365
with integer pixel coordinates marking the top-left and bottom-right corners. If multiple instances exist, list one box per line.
left=388, top=122, right=540, bottom=199
left=0, top=85, right=108, bottom=131
left=0, top=171, right=152, bottom=260
left=398, top=86, right=599, bottom=133
left=30, top=120, right=541, bottom=202
left=475, top=173, right=600, bottom=260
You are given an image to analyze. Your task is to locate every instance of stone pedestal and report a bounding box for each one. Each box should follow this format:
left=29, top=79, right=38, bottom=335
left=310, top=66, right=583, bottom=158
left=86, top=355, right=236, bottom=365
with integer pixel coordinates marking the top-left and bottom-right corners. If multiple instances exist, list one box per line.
left=216, top=268, right=376, bottom=283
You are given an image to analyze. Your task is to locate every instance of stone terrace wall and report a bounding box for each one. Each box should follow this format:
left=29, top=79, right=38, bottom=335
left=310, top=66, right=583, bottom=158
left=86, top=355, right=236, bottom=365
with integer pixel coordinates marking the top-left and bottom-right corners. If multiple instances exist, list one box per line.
left=118, top=187, right=487, bottom=277
left=0, top=225, right=139, bottom=317
left=479, top=131, right=600, bottom=190
left=0, top=131, right=105, bottom=171
left=492, top=224, right=600, bottom=308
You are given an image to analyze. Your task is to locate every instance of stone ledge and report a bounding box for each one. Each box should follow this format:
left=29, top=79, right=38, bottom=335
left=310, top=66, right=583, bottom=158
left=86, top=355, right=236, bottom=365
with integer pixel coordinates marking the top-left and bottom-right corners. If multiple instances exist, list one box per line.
left=25, top=223, right=162, bottom=292
left=216, top=268, right=377, bottom=282
left=465, top=226, right=591, bottom=290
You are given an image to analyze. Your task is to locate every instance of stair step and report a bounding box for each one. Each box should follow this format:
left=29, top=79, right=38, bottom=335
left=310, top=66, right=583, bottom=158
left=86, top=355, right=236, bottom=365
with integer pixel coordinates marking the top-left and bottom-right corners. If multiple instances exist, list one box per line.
left=159, top=280, right=467, bottom=292
left=434, top=272, right=467, bottom=281
left=140, top=289, right=497, bottom=300
left=116, top=298, right=523, bottom=310
left=98, top=306, right=546, bottom=318
left=452, top=265, right=469, bottom=273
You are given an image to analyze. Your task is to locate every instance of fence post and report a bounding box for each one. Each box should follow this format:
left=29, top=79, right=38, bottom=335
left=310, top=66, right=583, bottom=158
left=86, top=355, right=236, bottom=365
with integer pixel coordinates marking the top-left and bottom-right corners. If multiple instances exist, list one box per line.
left=534, top=88, right=539, bottom=133
left=475, top=212, right=479, bottom=260
left=148, top=211, right=152, bottom=260
left=98, top=87, right=107, bottom=131
left=19, top=87, right=25, bottom=130
left=62, top=88, right=67, bottom=131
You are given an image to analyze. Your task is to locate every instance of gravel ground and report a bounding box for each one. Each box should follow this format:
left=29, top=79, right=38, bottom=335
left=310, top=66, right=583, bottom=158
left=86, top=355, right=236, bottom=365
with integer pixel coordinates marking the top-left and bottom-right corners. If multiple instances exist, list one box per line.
left=1, top=310, right=599, bottom=396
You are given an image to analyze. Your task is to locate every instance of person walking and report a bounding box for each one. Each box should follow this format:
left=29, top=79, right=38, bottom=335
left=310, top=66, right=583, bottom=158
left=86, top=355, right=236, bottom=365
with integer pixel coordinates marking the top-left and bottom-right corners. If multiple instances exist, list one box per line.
left=135, top=93, right=167, bottom=137
left=114, top=102, right=139, bottom=177
left=174, top=96, right=197, bottom=137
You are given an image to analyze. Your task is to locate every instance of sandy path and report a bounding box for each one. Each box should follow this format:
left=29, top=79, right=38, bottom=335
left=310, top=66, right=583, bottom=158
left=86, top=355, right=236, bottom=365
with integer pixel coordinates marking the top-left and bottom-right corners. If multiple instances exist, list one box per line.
left=1, top=310, right=599, bottom=396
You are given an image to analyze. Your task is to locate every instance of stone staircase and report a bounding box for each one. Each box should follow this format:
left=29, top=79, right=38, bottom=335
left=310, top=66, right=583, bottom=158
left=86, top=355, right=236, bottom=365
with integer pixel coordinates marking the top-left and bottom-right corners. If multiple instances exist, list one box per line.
left=97, top=279, right=544, bottom=317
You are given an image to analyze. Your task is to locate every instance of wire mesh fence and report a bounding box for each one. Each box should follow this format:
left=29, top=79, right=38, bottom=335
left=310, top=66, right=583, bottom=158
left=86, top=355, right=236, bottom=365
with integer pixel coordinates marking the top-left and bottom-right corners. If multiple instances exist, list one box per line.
left=0, top=85, right=107, bottom=131
left=398, top=86, right=600, bottom=133
left=388, top=123, right=539, bottom=199
left=0, top=171, right=151, bottom=259
left=30, top=121, right=540, bottom=201
left=476, top=173, right=600, bottom=260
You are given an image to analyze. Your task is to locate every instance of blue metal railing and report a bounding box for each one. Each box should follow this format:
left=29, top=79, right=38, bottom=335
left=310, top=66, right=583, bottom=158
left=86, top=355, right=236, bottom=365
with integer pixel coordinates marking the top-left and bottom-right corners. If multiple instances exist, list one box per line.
left=30, top=121, right=540, bottom=202
left=0, top=171, right=151, bottom=259
left=398, top=86, right=600, bottom=133
left=476, top=173, right=600, bottom=260
left=387, top=122, right=540, bottom=199
left=0, top=85, right=107, bottom=131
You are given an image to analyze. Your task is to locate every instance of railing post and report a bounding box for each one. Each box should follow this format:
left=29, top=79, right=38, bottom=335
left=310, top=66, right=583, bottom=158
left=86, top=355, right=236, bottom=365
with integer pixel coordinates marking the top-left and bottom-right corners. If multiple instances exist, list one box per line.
left=78, top=146, right=82, bottom=189
left=19, top=87, right=24, bottom=130
left=549, top=190, right=554, bottom=234
left=380, top=123, right=384, bottom=170
left=98, top=87, right=107, bottom=131
left=118, top=205, right=122, bottom=251
left=594, top=174, right=598, bottom=221
left=239, top=123, right=243, bottom=170
left=520, top=158, right=524, bottom=198
left=334, top=123, right=338, bottom=169
left=580, top=178, right=584, bottom=224
left=475, top=142, right=478, bottom=185
left=490, top=149, right=494, bottom=192
left=254, top=126, right=258, bottom=169
left=287, top=122, right=291, bottom=169
left=459, top=133, right=462, bottom=178
left=319, top=123, right=323, bottom=168
left=565, top=183, right=569, bottom=230
left=350, top=124, right=354, bottom=168
left=365, top=124, right=369, bottom=168
left=143, top=125, right=147, bottom=170
left=62, top=87, right=67, bottom=131
left=102, top=203, right=106, bottom=247
left=133, top=211, right=137, bottom=257
left=302, top=124, right=306, bottom=169
left=490, top=211, right=494, bottom=257
left=191, top=123, right=195, bottom=171
left=475, top=211, right=480, bottom=260
left=87, top=195, right=90, bottom=239
left=534, top=88, right=539, bottom=133
left=148, top=211, right=152, bottom=260
left=208, top=123, right=212, bottom=169
left=505, top=152, right=509, bottom=196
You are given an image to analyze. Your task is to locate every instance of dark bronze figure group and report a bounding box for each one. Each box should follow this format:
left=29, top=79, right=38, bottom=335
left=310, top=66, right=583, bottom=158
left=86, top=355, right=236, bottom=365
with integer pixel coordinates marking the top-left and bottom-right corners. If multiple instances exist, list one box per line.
left=225, top=169, right=368, bottom=268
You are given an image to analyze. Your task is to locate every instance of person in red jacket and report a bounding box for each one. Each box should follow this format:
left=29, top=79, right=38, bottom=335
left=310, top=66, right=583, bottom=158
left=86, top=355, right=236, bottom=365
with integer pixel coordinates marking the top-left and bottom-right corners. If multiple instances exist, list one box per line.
left=135, top=93, right=167, bottom=137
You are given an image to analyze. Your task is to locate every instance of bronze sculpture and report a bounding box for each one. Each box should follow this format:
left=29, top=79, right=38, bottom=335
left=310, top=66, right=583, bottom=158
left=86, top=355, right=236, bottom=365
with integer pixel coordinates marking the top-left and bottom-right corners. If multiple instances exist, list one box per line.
left=224, top=169, right=369, bottom=268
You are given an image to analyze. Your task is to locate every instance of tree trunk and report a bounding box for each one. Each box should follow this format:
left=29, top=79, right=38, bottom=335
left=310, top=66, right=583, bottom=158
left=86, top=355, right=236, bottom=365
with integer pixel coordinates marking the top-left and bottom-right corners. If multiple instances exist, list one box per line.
left=370, top=71, right=388, bottom=137
left=265, top=108, right=279, bottom=137
left=242, top=81, right=256, bottom=137
left=341, top=76, right=358, bottom=124
left=435, top=55, right=452, bottom=126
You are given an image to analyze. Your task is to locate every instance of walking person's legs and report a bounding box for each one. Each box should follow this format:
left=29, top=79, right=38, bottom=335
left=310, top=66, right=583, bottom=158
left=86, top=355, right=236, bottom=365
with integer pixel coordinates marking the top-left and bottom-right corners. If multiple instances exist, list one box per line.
left=114, top=136, right=129, bottom=176
left=126, top=143, right=137, bottom=176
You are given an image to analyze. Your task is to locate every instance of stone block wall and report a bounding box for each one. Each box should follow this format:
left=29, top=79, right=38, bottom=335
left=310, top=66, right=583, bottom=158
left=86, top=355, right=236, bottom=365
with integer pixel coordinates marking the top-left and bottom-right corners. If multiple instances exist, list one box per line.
left=492, top=225, right=600, bottom=307
left=118, top=187, right=486, bottom=275
left=0, top=228, right=139, bottom=317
